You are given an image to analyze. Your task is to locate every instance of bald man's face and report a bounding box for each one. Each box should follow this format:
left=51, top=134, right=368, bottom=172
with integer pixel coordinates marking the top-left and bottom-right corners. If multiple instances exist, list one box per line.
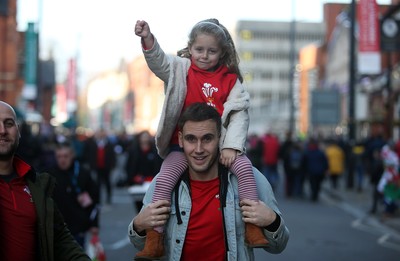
left=0, top=102, right=20, bottom=159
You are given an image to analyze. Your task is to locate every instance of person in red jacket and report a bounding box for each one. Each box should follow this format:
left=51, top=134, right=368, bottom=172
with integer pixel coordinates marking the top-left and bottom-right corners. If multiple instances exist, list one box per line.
left=261, top=130, right=280, bottom=191
left=0, top=100, right=90, bottom=261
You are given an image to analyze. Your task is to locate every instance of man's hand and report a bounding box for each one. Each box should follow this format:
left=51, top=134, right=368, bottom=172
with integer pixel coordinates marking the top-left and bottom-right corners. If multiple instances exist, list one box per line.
left=135, top=20, right=154, bottom=49
left=240, top=199, right=277, bottom=227
left=220, top=148, right=238, bottom=168
left=133, top=200, right=171, bottom=234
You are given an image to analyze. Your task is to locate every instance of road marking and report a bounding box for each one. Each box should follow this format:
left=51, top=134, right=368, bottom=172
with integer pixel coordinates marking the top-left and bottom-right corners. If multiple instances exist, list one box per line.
left=349, top=213, right=400, bottom=252
left=322, top=191, right=400, bottom=252
left=351, top=218, right=383, bottom=236
left=378, top=234, right=400, bottom=252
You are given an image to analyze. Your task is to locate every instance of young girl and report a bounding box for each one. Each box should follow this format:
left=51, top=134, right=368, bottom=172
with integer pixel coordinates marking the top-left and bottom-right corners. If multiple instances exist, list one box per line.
left=134, top=18, right=268, bottom=260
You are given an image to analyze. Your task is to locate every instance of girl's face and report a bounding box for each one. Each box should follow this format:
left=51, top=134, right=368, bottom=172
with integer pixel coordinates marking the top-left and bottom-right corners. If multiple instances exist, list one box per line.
left=189, top=33, right=223, bottom=71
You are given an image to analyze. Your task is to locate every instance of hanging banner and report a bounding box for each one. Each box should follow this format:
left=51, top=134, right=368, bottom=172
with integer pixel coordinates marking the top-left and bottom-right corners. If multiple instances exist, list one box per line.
left=357, top=0, right=381, bottom=75
left=55, top=83, right=68, bottom=123
left=0, top=0, right=8, bottom=16
left=66, top=58, right=78, bottom=113
left=22, top=22, right=38, bottom=99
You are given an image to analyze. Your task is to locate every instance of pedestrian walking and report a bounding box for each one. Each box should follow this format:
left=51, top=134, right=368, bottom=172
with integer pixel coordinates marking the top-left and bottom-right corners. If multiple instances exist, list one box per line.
left=304, top=138, right=329, bottom=202
left=279, top=131, right=293, bottom=197
left=377, top=144, right=400, bottom=216
left=50, top=141, right=100, bottom=248
left=325, top=138, right=345, bottom=190
left=369, top=148, right=385, bottom=214
left=283, top=140, right=305, bottom=198
left=247, top=133, right=263, bottom=171
left=125, top=130, right=163, bottom=211
left=125, top=130, right=162, bottom=186
left=352, top=141, right=366, bottom=192
left=83, top=128, right=116, bottom=205
left=261, top=130, right=280, bottom=191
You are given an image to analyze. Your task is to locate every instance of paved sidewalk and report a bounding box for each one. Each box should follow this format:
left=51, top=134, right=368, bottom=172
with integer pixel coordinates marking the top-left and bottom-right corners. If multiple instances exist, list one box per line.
left=322, top=180, right=400, bottom=240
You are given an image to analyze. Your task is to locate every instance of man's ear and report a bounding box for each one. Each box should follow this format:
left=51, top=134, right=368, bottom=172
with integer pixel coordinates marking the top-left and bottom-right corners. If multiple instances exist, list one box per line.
left=178, top=131, right=183, bottom=148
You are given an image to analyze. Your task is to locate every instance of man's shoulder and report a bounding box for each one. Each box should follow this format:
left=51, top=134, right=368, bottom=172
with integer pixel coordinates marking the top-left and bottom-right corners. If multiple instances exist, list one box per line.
left=36, top=171, right=55, bottom=182
left=34, top=169, right=57, bottom=183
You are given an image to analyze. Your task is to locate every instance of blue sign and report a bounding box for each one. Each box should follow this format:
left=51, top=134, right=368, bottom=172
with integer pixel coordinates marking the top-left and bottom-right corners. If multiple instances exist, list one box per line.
left=311, top=89, right=340, bottom=125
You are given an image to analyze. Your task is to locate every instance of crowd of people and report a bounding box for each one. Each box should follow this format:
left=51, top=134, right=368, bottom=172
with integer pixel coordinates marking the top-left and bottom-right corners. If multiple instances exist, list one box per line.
left=14, top=122, right=163, bottom=200
left=246, top=129, right=400, bottom=216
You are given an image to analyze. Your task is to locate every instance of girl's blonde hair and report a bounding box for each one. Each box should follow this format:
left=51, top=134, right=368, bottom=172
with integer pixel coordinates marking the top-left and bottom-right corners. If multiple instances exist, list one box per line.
left=177, top=18, right=243, bottom=83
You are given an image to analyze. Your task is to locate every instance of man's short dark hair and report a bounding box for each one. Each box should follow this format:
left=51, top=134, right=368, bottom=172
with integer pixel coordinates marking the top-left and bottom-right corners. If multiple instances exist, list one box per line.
left=55, top=141, right=74, bottom=152
left=178, top=102, right=222, bottom=135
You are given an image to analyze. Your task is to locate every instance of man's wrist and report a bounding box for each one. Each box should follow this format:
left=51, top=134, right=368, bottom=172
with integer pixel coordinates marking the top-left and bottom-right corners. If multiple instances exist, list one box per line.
left=132, top=219, right=146, bottom=236
left=141, top=34, right=154, bottom=50
left=264, top=212, right=281, bottom=232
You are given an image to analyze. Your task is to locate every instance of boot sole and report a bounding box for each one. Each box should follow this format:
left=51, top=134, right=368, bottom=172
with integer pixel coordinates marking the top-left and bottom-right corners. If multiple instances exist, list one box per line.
left=134, top=256, right=163, bottom=261
left=247, top=244, right=269, bottom=248
left=245, top=242, right=269, bottom=248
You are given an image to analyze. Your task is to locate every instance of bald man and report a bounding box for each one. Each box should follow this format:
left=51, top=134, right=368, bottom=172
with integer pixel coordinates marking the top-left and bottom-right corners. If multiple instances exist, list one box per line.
left=0, top=101, right=91, bottom=261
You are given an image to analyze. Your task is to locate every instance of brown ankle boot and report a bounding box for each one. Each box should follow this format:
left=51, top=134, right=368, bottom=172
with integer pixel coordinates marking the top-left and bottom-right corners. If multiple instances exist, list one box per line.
left=245, top=222, right=269, bottom=248
left=134, top=229, right=164, bottom=261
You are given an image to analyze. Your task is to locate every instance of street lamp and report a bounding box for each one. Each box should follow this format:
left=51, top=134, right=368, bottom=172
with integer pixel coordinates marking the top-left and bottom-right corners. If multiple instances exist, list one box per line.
left=288, top=0, right=296, bottom=136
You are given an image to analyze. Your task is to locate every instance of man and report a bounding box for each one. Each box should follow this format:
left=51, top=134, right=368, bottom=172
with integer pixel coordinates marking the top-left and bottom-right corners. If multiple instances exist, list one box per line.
left=82, top=128, right=116, bottom=205
left=261, top=130, right=280, bottom=191
left=51, top=141, right=100, bottom=248
left=303, top=138, right=328, bottom=202
left=0, top=101, right=91, bottom=261
left=128, top=102, right=289, bottom=260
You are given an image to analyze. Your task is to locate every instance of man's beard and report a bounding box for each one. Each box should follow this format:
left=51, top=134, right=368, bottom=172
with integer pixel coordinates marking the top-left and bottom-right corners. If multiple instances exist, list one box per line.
left=0, top=142, right=18, bottom=161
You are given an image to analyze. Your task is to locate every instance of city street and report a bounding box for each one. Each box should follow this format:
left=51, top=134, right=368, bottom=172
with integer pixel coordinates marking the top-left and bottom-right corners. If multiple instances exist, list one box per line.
left=256, top=192, right=399, bottom=260
left=97, top=179, right=400, bottom=261
left=3, top=1, right=400, bottom=260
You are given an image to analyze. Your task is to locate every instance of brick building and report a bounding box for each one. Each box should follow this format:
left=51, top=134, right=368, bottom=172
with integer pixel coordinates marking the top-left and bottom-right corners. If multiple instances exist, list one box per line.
left=0, top=0, right=24, bottom=106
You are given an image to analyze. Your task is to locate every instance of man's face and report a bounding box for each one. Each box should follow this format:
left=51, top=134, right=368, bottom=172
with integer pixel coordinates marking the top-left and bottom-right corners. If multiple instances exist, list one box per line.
left=0, top=103, right=20, bottom=159
left=55, top=147, right=74, bottom=170
left=178, top=119, right=220, bottom=180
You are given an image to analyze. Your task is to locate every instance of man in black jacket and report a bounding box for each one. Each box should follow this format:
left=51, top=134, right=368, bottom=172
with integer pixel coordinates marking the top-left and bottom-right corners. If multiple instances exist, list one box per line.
left=82, top=129, right=116, bottom=205
left=51, top=141, right=100, bottom=248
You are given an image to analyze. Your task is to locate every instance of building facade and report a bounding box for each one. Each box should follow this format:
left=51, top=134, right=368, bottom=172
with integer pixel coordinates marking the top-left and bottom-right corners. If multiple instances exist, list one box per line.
left=0, top=0, right=23, bottom=106
left=235, top=20, right=325, bottom=136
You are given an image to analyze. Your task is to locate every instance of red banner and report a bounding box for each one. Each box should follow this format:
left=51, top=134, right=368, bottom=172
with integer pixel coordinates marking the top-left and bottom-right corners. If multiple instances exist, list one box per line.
left=358, top=0, right=380, bottom=52
left=66, top=59, right=77, bottom=101
left=56, top=83, right=67, bottom=119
